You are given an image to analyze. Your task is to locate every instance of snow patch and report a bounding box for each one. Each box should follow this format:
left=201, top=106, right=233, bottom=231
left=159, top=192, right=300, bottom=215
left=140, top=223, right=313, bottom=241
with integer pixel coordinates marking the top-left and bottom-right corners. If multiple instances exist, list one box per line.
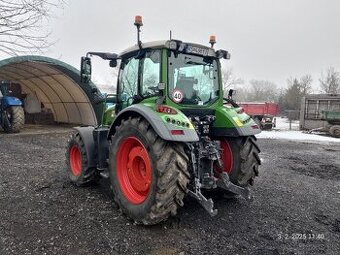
left=256, top=116, right=340, bottom=144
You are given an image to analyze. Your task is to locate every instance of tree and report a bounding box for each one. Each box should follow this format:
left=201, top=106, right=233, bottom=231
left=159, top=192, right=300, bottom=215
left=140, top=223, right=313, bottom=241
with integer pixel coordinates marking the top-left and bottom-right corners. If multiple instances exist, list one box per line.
left=319, top=67, right=340, bottom=94
left=299, top=74, right=313, bottom=95
left=247, top=79, right=278, bottom=102
left=221, top=68, right=244, bottom=96
left=278, top=75, right=313, bottom=112
left=284, top=78, right=302, bottom=110
left=0, top=0, right=63, bottom=56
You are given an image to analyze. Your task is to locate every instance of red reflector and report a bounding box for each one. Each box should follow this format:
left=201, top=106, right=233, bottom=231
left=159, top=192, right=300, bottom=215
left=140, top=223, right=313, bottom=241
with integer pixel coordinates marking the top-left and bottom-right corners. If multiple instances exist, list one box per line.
left=170, top=130, right=184, bottom=135
left=156, top=105, right=177, bottom=114
left=251, top=124, right=259, bottom=129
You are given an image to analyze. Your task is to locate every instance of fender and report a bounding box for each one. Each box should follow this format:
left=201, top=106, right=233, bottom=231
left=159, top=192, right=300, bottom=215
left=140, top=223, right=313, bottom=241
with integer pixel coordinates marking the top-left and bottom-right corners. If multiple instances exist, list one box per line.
left=108, top=104, right=199, bottom=142
left=73, top=126, right=97, bottom=168
left=2, top=96, right=22, bottom=108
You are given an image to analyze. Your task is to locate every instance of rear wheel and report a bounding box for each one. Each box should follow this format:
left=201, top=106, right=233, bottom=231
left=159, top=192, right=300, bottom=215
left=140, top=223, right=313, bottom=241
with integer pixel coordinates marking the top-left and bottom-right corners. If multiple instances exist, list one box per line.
left=109, top=117, right=190, bottom=225
left=329, top=125, right=340, bottom=138
left=3, top=106, right=24, bottom=133
left=217, top=136, right=261, bottom=187
left=65, top=132, right=98, bottom=186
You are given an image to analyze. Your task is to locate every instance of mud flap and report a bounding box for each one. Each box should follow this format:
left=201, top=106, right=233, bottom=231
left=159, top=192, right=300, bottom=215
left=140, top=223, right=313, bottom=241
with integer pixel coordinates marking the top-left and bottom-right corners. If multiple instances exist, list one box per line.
left=73, top=126, right=96, bottom=168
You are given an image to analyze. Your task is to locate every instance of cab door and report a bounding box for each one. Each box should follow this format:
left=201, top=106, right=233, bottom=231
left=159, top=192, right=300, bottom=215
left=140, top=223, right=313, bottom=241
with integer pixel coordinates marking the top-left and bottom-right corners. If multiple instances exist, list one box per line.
left=116, top=56, right=140, bottom=113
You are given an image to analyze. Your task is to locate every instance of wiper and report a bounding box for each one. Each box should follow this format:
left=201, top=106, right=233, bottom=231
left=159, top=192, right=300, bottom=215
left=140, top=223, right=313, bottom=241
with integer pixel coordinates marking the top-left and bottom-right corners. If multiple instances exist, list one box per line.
left=185, top=60, right=210, bottom=66
left=142, top=94, right=158, bottom=100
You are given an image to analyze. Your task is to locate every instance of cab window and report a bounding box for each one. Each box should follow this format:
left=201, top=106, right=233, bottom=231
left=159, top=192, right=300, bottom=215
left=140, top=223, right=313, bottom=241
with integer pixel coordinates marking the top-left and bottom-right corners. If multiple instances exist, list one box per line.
left=118, top=57, right=139, bottom=101
left=141, top=50, right=161, bottom=97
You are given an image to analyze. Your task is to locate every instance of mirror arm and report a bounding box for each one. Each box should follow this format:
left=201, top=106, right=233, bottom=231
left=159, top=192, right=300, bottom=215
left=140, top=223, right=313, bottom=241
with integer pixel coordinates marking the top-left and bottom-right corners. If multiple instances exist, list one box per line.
left=86, top=52, right=119, bottom=61
left=223, top=97, right=239, bottom=108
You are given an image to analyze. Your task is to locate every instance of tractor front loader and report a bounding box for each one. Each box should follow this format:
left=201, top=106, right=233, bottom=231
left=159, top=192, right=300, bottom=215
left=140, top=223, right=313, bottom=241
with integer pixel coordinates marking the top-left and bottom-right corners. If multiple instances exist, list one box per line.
left=65, top=16, right=261, bottom=225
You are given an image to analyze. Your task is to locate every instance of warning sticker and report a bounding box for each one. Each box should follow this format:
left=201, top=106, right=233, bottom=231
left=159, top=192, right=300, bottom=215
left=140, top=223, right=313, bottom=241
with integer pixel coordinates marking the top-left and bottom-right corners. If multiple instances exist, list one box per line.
left=172, top=89, right=184, bottom=103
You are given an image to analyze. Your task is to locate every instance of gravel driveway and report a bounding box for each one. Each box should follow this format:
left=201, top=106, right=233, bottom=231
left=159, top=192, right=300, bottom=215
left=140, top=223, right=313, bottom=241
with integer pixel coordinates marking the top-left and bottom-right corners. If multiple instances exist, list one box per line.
left=0, top=130, right=339, bottom=255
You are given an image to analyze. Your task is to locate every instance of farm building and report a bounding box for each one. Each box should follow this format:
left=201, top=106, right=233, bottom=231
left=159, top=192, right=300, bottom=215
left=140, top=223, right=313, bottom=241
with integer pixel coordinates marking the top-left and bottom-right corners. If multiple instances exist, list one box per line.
left=0, top=55, right=104, bottom=126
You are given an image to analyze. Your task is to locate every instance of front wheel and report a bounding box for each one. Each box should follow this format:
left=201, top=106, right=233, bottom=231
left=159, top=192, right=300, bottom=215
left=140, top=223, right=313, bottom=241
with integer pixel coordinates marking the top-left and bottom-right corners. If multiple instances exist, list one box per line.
left=65, top=132, right=98, bottom=186
left=2, top=106, right=24, bottom=133
left=109, top=117, right=190, bottom=225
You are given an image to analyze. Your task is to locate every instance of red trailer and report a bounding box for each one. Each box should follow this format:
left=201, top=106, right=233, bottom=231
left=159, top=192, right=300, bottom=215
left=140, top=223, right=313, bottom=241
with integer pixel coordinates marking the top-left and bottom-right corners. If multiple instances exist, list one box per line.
left=238, top=102, right=279, bottom=130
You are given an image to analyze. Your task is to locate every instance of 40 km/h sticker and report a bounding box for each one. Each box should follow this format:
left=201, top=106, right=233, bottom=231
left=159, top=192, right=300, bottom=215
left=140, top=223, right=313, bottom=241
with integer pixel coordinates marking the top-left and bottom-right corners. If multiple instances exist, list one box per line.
left=172, top=89, right=184, bottom=103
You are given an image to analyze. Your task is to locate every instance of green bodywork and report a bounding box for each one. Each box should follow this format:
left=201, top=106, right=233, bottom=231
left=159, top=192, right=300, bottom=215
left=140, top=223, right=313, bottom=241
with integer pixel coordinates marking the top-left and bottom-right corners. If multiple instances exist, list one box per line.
left=103, top=105, right=115, bottom=126
left=321, top=110, right=340, bottom=121
left=101, top=47, right=258, bottom=136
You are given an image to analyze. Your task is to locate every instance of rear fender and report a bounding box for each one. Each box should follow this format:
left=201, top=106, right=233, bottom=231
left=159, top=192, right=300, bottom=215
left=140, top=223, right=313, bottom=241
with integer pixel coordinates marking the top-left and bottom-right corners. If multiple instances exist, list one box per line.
left=73, top=126, right=96, bottom=168
left=108, top=104, right=199, bottom=142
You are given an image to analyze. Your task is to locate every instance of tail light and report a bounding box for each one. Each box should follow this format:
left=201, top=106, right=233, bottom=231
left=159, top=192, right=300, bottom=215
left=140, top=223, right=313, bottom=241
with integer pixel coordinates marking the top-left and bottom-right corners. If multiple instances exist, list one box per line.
left=170, top=130, right=184, bottom=135
left=156, top=105, right=177, bottom=115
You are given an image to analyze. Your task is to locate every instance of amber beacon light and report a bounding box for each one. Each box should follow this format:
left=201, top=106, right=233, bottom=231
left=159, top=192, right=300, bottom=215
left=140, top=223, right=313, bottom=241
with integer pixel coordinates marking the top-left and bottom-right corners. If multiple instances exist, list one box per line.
left=209, top=35, right=216, bottom=48
left=134, top=15, right=143, bottom=27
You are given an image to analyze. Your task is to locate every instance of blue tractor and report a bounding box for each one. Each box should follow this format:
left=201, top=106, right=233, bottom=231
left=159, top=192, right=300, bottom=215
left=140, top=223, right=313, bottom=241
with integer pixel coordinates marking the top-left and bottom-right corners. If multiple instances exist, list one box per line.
left=0, top=82, right=24, bottom=133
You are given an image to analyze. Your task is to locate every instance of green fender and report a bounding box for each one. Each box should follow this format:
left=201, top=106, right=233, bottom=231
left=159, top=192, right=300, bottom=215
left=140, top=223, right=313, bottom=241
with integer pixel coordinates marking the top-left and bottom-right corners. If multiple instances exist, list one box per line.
left=107, top=104, right=199, bottom=142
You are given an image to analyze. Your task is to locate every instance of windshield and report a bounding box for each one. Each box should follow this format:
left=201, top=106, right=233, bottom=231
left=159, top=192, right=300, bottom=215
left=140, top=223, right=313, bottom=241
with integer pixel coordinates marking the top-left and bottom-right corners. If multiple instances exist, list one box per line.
left=168, top=51, right=220, bottom=105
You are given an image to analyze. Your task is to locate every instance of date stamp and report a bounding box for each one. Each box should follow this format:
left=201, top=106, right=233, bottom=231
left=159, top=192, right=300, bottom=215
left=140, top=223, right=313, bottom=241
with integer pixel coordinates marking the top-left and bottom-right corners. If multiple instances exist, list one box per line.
left=277, top=233, right=325, bottom=241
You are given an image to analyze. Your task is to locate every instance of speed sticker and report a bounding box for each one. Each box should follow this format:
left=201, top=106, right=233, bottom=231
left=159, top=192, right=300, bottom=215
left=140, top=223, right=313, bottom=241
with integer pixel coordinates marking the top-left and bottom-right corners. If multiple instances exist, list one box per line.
left=172, top=89, right=184, bottom=103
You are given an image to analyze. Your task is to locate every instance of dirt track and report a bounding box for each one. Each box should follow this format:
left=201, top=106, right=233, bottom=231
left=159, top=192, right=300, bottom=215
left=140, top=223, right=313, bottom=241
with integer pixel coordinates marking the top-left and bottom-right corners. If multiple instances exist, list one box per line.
left=0, top=129, right=339, bottom=255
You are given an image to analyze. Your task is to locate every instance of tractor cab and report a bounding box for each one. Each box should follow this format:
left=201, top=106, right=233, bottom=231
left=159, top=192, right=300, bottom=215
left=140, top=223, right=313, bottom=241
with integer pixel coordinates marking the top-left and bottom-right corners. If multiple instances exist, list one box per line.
left=81, top=38, right=233, bottom=127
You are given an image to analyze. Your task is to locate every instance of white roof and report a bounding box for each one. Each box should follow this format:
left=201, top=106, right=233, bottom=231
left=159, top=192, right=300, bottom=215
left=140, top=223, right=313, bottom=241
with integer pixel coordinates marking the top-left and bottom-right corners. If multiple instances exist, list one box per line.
left=119, top=40, right=215, bottom=57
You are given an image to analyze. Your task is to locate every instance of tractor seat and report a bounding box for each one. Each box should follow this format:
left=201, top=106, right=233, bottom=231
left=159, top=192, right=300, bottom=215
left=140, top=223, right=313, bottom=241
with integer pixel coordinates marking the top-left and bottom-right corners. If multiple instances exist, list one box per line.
left=175, top=77, right=197, bottom=99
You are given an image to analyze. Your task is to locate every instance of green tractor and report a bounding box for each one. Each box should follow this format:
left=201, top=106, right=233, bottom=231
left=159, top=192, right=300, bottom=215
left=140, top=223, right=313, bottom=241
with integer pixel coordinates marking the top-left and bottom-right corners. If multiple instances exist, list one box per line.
left=66, top=16, right=261, bottom=225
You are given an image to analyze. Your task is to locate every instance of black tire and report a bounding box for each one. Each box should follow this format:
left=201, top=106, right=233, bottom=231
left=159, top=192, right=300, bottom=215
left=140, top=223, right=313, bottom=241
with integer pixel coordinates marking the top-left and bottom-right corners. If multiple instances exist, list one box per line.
left=65, top=132, right=98, bottom=186
left=329, top=125, right=340, bottom=138
left=253, top=117, right=263, bottom=130
left=228, top=136, right=261, bottom=187
left=109, top=117, right=190, bottom=225
left=3, top=106, right=24, bottom=133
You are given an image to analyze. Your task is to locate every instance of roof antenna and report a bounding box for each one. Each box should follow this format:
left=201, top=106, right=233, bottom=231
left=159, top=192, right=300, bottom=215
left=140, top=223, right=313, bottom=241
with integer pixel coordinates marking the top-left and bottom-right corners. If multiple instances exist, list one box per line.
left=170, top=30, right=172, bottom=40
left=134, top=15, right=143, bottom=49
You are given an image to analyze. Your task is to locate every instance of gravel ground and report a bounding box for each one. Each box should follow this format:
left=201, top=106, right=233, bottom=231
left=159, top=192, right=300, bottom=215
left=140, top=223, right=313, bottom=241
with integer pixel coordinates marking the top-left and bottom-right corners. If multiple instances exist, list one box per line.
left=0, top=129, right=339, bottom=255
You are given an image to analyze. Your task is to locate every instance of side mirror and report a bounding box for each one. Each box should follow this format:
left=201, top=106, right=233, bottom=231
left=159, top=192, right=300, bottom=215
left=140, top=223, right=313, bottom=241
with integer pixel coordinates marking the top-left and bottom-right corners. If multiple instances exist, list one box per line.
left=216, top=50, right=231, bottom=60
left=228, top=89, right=236, bottom=98
left=109, top=59, right=117, bottom=68
left=80, top=57, right=92, bottom=83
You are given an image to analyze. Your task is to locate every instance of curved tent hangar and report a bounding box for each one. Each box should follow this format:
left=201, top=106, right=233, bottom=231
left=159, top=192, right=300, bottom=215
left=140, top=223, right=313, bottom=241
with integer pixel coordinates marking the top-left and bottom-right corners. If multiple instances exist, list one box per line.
left=0, top=56, right=103, bottom=126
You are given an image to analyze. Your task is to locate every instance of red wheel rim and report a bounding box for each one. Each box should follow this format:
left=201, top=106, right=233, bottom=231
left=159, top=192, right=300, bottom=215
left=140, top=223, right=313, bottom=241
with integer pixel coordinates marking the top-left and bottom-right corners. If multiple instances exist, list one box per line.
left=220, top=139, right=233, bottom=173
left=70, top=145, right=82, bottom=176
left=116, top=137, right=152, bottom=204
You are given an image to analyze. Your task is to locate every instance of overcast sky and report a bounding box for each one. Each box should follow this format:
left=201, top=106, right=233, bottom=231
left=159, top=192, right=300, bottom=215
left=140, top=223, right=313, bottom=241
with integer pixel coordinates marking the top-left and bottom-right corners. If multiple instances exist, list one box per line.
left=46, top=0, right=340, bottom=90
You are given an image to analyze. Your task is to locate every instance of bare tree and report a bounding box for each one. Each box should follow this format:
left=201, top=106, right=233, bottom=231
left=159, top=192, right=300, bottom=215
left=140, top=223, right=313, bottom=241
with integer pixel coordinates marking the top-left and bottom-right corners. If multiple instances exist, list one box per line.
left=222, top=68, right=244, bottom=96
left=299, top=74, right=313, bottom=95
left=319, top=67, right=340, bottom=94
left=248, top=79, right=278, bottom=102
left=0, top=0, right=63, bottom=56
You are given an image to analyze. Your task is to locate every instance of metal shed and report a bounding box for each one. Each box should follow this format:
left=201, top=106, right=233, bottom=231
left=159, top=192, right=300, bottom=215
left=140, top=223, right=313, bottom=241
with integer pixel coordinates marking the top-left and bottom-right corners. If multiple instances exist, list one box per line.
left=300, top=94, right=340, bottom=130
left=0, top=56, right=103, bottom=125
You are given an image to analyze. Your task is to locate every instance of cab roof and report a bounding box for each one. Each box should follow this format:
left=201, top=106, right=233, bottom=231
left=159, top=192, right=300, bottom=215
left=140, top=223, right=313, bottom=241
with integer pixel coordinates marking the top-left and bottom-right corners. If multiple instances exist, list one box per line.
left=119, top=40, right=216, bottom=58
